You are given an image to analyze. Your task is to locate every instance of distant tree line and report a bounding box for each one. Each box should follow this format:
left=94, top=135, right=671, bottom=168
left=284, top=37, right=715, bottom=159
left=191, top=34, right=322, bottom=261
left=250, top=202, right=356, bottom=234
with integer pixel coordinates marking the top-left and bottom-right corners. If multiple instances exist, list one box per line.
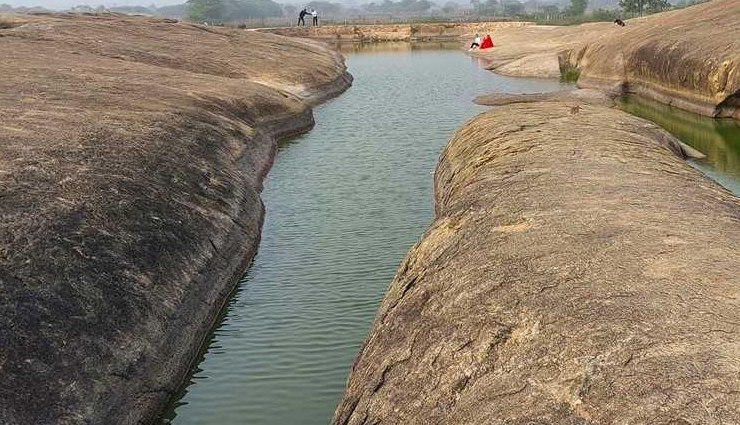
left=12, top=0, right=702, bottom=25
left=363, top=0, right=435, bottom=13
left=186, top=0, right=283, bottom=21
left=618, top=0, right=669, bottom=13
left=0, top=3, right=50, bottom=12
left=469, top=0, right=588, bottom=16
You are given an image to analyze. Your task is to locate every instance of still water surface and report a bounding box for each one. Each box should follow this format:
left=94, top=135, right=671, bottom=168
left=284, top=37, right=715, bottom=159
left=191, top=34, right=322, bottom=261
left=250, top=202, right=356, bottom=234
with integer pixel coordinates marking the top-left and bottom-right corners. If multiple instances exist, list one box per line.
left=616, top=95, right=740, bottom=194
left=160, top=43, right=564, bottom=425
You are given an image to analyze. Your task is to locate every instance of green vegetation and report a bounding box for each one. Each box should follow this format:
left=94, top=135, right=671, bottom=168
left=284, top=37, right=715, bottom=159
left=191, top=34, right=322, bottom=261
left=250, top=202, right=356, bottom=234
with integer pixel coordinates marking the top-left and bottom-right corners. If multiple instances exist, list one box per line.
left=567, top=0, right=588, bottom=15
left=616, top=94, right=740, bottom=185
left=671, top=0, right=713, bottom=8
left=560, top=63, right=581, bottom=83
left=186, top=0, right=282, bottom=22
left=619, top=0, right=669, bottom=14
left=469, top=0, right=524, bottom=16
left=529, top=8, right=621, bottom=25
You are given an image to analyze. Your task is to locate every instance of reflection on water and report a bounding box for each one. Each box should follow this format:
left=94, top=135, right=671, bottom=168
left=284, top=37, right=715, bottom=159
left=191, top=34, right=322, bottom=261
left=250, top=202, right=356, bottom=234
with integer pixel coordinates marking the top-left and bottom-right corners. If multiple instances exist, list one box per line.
left=160, top=45, right=565, bottom=425
left=616, top=95, right=740, bottom=195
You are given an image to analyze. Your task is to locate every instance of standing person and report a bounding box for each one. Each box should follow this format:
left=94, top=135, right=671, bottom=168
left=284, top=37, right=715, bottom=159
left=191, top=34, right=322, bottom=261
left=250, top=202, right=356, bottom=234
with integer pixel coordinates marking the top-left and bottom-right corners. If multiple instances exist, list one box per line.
left=469, top=33, right=481, bottom=50
left=298, top=8, right=307, bottom=26
left=311, top=8, right=318, bottom=26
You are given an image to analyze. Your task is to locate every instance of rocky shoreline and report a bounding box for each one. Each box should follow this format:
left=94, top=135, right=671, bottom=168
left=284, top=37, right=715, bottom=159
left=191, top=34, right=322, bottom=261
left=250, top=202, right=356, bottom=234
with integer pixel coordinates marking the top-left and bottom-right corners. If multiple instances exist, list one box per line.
left=473, top=0, right=739, bottom=119
left=333, top=90, right=740, bottom=425
left=0, top=13, right=351, bottom=424
left=259, top=22, right=531, bottom=43
left=334, top=1, right=740, bottom=423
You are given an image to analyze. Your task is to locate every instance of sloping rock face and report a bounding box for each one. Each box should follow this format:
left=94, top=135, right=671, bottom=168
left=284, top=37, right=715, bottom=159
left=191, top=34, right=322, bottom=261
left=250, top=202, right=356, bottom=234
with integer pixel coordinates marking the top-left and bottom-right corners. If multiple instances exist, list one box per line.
left=476, top=0, right=740, bottom=117
left=572, top=0, right=740, bottom=119
left=0, top=13, right=350, bottom=425
left=470, top=23, right=616, bottom=78
left=333, top=99, right=740, bottom=424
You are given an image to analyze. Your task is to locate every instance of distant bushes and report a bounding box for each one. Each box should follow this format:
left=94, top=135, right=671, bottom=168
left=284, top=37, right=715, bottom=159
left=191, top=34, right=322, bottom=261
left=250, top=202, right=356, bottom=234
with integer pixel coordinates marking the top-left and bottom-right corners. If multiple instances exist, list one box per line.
left=529, top=9, right=623, bottom=26
left=362, top=0, right=435, bottom=14
left=186, top=0, right=283, bottom=22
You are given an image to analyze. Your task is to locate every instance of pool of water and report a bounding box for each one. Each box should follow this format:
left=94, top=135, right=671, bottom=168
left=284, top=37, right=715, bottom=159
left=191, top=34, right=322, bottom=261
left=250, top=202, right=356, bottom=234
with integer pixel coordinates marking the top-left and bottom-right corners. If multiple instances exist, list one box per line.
left=159, top=43, right=565, bottom=425
left=616, top=95, right=740, bottom=194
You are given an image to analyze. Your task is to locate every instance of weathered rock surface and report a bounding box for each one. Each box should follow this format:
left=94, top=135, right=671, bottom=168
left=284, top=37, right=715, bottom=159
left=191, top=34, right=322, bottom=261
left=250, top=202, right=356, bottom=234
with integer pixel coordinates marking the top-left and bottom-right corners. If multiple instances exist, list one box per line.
left=476, top=0, right=740, bottom=118
left=572, top=0, right=740, bottom=119
left=0, top=13, right=350, bottom=425
left=470, top=23, right=615, bottom=78
left=333, top=97, right=740, bottom=424
left=474, top=88, right=615, bottom=108
left=260, top=22, right=531, bottom=43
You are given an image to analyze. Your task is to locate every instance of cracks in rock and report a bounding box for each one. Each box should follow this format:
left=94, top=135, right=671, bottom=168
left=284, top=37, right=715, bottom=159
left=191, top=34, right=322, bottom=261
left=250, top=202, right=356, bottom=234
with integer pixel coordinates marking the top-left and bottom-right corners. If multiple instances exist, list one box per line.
left=208, top=237, right=229, bottom=262
left=379, top=275, right=419, bottom=325
left=445, top=324, right=514, bottom=413
left=371, top=331, right=420, bottom=395
left=110, top=371, right=132, bottom=381
left=140, top=386, right=175, bottom=395
left=622, top=352, right=634, bottom=367
left=341, top=332, right=421, bottom=425
left=399, top=276, right=419, bottom=300
left=338, top=397, right=361, bottom=425
left=492, top=382, right=528, bottom=399
left=538, top=281, right=560, bottom=294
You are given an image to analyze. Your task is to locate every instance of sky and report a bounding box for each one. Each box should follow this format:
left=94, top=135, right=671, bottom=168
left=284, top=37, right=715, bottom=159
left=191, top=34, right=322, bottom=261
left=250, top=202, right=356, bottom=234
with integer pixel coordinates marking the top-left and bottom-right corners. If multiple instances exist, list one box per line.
left=1, top=0, right=676, bottom=13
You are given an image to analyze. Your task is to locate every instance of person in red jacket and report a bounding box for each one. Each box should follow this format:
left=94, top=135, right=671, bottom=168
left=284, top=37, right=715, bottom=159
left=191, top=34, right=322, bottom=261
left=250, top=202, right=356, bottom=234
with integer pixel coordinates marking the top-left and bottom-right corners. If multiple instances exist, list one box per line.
left=480, top=34, right=494, bottom=49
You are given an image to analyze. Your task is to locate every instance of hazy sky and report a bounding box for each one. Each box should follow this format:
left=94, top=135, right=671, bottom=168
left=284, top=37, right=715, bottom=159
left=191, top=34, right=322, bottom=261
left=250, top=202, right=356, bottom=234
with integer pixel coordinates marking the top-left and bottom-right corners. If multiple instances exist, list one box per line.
left=3, top=0, right=509, bottom=9
left=2, top=0, right=675, bottom=13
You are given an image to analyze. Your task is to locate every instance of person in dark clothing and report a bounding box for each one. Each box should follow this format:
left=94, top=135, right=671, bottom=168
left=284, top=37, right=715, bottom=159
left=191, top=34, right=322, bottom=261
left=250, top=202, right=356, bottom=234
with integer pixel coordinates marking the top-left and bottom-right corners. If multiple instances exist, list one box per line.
left=298, top=8, right=307, bottom=26
left=614, top=18, right=626, bottom=27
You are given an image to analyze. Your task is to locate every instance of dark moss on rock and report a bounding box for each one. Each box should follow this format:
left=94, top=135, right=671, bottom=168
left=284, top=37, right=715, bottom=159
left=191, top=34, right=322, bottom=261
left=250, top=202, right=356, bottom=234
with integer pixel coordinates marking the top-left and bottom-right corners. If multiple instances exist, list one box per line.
left=0, top=13, right=351, bottom=425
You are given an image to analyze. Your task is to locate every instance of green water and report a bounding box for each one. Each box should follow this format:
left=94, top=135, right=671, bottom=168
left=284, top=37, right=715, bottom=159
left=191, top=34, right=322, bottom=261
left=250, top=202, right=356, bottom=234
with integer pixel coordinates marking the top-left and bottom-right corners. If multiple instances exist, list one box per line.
left=616, top=95, right=740, bottom=194
left=158, top=44, right=566, bottom=425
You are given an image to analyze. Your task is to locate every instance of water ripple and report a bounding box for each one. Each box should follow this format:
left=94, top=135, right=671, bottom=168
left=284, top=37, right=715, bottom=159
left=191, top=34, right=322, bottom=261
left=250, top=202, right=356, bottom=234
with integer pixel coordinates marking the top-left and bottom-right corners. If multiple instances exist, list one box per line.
left=160, top=43, right=565, bottom=425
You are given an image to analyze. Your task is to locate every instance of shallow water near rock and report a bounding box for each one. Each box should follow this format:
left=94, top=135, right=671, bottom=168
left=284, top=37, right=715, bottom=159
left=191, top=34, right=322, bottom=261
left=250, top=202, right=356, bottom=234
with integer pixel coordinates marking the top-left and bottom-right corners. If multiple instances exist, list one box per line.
left=159, top=43, right=565, bottom=425
left=616, top=95, right=740, bottom=195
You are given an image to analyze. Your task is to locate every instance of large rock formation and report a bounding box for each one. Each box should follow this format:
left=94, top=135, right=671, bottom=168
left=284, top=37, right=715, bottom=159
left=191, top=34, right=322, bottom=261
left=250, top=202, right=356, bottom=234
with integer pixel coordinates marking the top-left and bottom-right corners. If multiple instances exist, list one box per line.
left=333, top=96, right=740, bottom=424
left=475, top=0, right=740, bottom=118
left=0, top=13, right=350, bottom=425
left=470, top=23, right=616, bottom=79
left=572, top=0, right=740, bottom=119
left=260, top=22, right=531, bottom=43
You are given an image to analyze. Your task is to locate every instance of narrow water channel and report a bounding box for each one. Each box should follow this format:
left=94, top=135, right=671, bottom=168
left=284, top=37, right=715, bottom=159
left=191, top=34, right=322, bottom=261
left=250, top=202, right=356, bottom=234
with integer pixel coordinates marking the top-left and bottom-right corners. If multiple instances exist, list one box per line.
left=160, top=43, right=565, bottom=425
left=616, top=95, right=740, bottom=194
